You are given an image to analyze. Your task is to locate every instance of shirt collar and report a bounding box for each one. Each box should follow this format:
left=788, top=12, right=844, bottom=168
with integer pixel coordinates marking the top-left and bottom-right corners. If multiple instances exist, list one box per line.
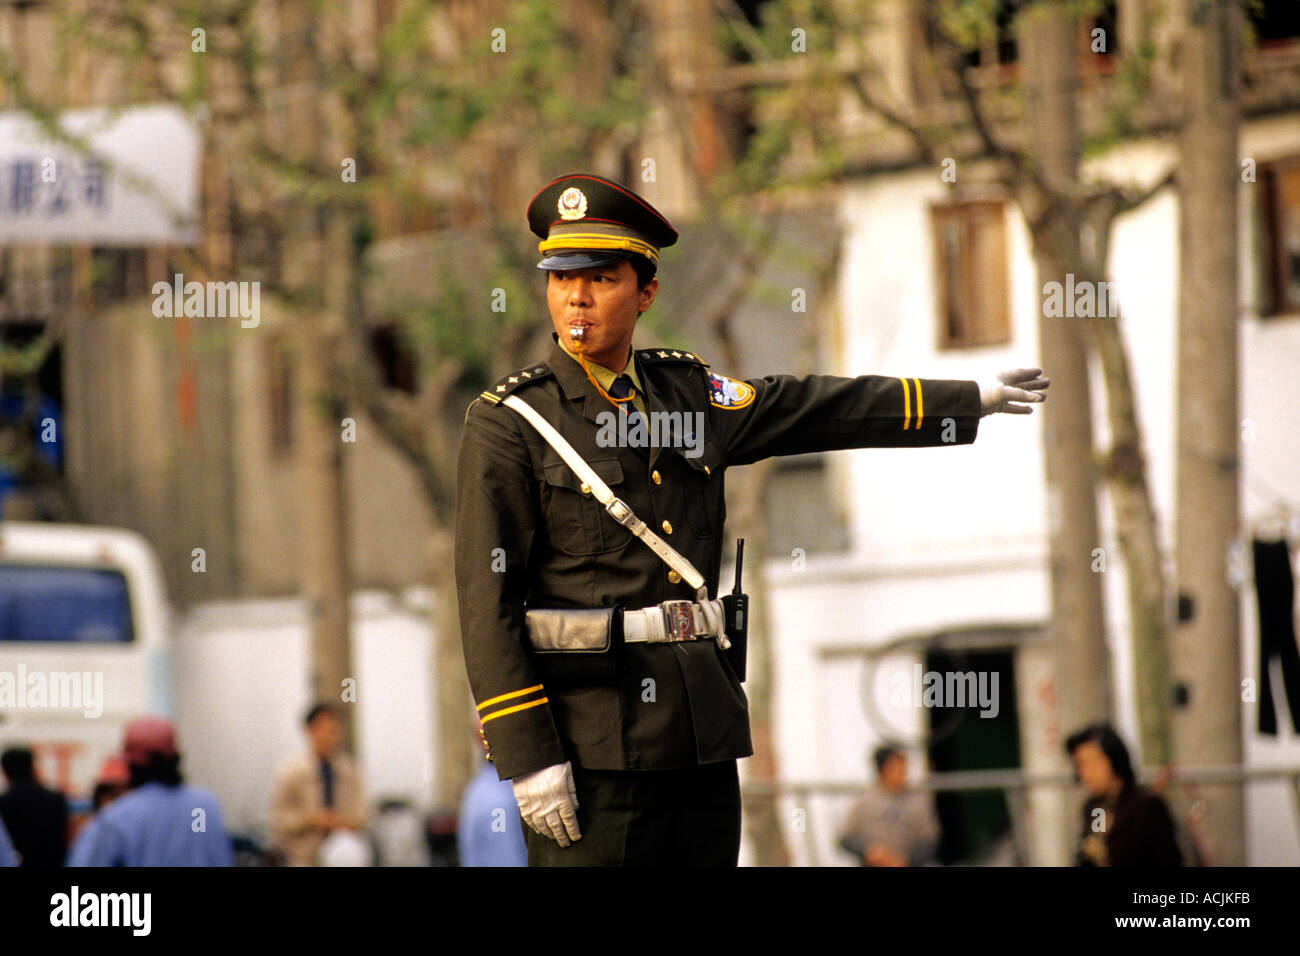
left=550, top=332, right=645, bottom=399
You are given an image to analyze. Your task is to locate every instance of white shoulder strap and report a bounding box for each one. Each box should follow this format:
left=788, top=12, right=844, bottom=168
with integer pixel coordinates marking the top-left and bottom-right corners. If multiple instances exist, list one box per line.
left=503, top=394, right=708, bottom=597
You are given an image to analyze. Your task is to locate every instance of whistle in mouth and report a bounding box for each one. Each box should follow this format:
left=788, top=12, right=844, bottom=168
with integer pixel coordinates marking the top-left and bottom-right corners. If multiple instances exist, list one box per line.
left=568, top=326, right=586, bottom=344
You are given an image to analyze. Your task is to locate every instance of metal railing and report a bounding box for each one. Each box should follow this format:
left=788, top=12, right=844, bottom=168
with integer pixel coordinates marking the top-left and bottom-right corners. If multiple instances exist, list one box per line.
left=742, top=765, right=1300, bottom=866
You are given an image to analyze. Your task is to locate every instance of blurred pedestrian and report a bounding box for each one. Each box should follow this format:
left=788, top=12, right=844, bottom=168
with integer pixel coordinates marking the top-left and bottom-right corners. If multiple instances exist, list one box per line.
left=65, top=755, right=133, bottom=862
left=67, top=717, right=233, bottom=866
left=839, top=743, right=940, bottom=866
left=458, top=719, right=526, bottom=867
left=270, top=703, right=370, bottom=866
left=0, top=746, right=69, bottom=867
left=1066, top=723, right=1182, bottom=867
left=89, top=755, right=131, bottom=811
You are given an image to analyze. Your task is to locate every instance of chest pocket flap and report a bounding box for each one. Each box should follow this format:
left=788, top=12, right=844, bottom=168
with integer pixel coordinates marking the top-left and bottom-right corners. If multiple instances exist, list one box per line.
left=678, top=440, right=724, bottom=536
left=541, top=456, right=628, bottom=555
left=678, top=438, right=724, bottom=475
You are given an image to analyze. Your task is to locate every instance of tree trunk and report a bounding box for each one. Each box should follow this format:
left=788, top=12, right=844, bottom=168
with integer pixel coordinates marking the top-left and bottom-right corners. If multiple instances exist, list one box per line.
left=290, top=7, right=357, bottom=751
left=293, top=312, right=357, bottom=750
left=1172, top=0, right=1244, bottom=866
left=1087, top=309, right=1172, bottom=767
left=1014, top=2, right=1173, bottom=774
left=728, top=460, right=788, bottom=866
left=1017, top=0, right=1111, bottom=865
left=431, top=525, right=477, bottom=810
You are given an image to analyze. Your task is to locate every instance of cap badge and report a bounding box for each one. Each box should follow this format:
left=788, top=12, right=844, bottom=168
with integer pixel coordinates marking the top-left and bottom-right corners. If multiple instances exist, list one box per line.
left=557, top=187, right=588, bottom=221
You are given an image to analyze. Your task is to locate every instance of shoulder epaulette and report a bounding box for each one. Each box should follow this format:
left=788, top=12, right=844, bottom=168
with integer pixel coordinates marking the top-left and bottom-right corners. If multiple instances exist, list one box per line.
left=636, top=348, right=709, bottom=367
left=478, top=363, right=554, bottom=405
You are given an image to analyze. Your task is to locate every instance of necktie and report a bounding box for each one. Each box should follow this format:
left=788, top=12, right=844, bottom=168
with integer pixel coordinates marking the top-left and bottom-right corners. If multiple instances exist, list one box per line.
left=320, top=757, right=335, bottom=808
left=609, top=375, right=647, bottom=450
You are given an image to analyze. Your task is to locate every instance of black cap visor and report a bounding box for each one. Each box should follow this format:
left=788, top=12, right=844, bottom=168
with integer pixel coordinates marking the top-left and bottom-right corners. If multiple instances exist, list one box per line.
left=537, top=251, right=632, bottom=271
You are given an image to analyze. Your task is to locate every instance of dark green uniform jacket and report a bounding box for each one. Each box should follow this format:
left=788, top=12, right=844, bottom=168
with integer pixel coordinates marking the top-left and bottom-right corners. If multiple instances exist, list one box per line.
left=455, top=334, right=982, bottom=780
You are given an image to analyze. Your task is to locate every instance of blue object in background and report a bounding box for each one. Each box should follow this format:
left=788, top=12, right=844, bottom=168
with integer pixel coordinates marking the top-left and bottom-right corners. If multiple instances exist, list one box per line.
left=0, top=565, right=133, bottom=643
left=457, top=763, right=527, bottom=867
left=0, top=814, right=17, bottom=866
left=0, top=392, right=62, bottom=517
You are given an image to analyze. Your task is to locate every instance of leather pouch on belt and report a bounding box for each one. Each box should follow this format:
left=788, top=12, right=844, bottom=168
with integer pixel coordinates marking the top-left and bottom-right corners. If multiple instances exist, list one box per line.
left=524, top=607, right=622, bottom=687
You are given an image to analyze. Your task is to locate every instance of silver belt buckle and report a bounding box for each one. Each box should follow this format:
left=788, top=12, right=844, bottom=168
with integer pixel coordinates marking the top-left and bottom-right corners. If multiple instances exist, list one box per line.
left=662, top=600, right=696, bottom=642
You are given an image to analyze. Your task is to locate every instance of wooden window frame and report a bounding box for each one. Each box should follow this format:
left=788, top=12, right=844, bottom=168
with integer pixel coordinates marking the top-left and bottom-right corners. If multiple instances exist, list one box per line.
left=930, top=199, right=1012, bottom=350
left=1258, top=156, right=1300, bottom=318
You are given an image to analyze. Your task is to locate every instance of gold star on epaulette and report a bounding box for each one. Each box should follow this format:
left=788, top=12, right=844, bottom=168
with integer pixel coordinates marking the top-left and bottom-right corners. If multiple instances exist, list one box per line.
left=482, top=363, right=555, bottom=404
left=638, top=348, right=709, bottom=368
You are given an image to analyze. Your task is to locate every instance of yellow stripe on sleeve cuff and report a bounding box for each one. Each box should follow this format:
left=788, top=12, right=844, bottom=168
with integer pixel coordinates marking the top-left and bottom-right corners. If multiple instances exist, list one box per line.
left=477, top=683, right=544, bottom=712
left=480, top=697, right=550, bottom=724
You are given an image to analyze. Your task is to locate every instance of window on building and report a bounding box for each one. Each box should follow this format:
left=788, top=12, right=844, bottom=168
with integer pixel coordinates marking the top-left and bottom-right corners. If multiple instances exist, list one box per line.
left=0, top=565, right=134, bottom=643
left=1250, top=0, right=1300, bottom=50
left=267, top=338, right=294, bottom=457
left=1258, top=157, right=1300, bottom=317
left=919, top=1, right=1116, bottom=81
left=370, top=325, right=418, bottom=394
left=931, top=200, right=1011, bottom=349
left=1084, top=2, right=1119, bottom=70
left=90, top=248, right=149, bottom=309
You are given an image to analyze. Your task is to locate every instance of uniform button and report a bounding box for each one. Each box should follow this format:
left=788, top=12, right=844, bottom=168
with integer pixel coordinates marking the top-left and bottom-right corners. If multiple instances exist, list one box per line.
left=704, top=465, right=711, bottom=476
left=652, top=470, right=662, bottom=485
left=668, top=570, right=682, bottom=583
left=580, top=482, right=590, bottom=494
left=662, top=520, right=673, bottom=534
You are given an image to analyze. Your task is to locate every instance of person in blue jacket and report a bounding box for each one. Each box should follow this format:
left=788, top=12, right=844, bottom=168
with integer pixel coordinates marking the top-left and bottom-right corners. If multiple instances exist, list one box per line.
left=0, top=812, right=17, bottom=865
left=458, top=721, right=527, bottom=867
left=67, top=717, right=233, bottom=867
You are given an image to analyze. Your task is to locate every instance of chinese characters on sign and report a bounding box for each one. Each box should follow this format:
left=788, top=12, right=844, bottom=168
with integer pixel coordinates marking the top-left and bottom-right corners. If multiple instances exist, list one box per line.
left=0, top=105, right=198, bottom=245
left=0, top=156, right=111, bottom=220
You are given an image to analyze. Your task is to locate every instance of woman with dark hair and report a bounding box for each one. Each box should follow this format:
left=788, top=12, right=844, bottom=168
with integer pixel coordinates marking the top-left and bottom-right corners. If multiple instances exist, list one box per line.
left=1065, top=724, right=1183, bottom=867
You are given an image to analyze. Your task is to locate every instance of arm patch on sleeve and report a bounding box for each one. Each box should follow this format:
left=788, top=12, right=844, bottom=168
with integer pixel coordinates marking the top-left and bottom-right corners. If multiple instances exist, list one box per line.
left=708, top=372, right=756, bottom=409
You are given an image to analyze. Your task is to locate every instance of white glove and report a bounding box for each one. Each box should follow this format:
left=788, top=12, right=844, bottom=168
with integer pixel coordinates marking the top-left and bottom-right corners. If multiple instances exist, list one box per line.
left=512, top=760, right=581, bottom=847
left=978, top=367, right=1050, bottom=417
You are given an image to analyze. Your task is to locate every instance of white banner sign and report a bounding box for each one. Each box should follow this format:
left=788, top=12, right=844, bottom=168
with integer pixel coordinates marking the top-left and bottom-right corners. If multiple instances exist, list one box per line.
left=0, top=104, right=200, bottom=245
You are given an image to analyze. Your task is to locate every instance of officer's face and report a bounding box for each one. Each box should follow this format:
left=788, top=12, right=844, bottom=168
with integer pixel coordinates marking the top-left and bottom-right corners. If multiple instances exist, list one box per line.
left=548, top=260, right=658, bottom=372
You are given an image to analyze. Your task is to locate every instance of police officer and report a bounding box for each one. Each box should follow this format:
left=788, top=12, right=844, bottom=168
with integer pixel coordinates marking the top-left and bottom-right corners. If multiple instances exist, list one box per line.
left=454, top=172, right=1048, bottom=866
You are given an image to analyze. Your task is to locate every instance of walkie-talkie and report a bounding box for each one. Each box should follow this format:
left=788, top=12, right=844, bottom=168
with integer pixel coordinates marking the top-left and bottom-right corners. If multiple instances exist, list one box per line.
left=721, top=538, right=749, bottom=682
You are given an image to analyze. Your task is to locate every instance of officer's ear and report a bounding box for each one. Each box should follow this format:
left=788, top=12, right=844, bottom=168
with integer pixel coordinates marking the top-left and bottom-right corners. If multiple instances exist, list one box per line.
left=638, top=275, right=659, bottom=314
